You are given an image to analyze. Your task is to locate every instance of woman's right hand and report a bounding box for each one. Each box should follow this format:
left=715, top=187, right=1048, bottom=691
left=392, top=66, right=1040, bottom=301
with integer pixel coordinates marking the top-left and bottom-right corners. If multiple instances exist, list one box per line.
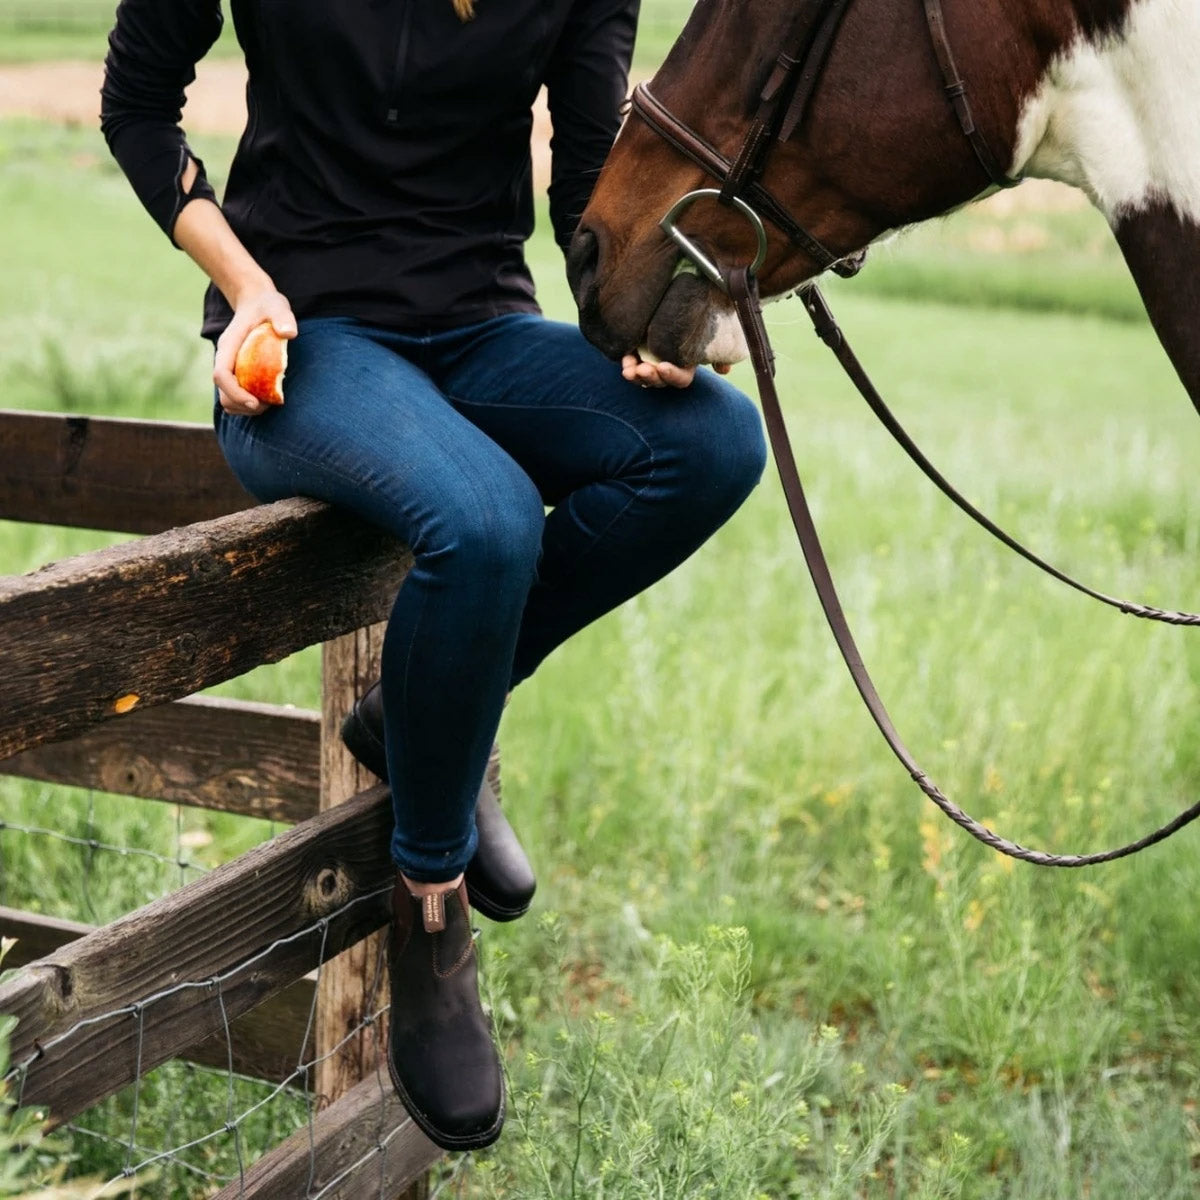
left=214, top=289, right=298, bottom=416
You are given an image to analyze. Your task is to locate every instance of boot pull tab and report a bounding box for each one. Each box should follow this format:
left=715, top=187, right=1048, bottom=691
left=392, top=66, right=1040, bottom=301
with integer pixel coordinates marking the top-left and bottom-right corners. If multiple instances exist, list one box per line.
left=422, top=892, right=447, bottom=933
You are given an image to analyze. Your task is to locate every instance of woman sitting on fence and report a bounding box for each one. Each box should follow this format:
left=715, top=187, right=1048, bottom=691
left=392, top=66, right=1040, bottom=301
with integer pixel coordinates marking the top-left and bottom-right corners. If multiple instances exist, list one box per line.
left=100, top=0, right=766, bottom=1152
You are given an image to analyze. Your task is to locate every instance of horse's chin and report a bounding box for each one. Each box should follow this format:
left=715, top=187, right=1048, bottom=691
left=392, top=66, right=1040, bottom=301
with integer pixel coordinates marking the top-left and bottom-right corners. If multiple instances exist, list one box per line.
left=641, top=272, right=748, bottom=368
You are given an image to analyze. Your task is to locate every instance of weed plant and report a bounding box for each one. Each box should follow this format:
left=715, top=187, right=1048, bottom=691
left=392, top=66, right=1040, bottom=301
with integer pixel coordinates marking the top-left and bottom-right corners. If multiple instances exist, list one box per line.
left=470, top=916, right=971, bottom=1199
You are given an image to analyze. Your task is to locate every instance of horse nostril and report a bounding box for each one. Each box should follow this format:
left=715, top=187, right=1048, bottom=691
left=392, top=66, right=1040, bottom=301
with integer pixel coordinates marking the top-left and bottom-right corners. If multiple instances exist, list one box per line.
left=566, top=224, right=600, bottom=306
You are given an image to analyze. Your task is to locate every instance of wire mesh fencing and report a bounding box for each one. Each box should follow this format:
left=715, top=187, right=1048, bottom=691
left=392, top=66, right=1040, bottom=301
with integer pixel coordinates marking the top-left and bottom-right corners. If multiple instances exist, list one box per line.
left=0, top=777, right=280, bottom=926
left=3, top=883, right=429, bottom=1198
left=0, top=771, right=424, bottom=1198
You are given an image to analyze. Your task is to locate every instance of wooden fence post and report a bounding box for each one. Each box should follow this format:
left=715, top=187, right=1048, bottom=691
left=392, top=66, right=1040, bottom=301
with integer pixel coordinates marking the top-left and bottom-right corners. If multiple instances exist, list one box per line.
left=316, top=622, right=433, bottom=1199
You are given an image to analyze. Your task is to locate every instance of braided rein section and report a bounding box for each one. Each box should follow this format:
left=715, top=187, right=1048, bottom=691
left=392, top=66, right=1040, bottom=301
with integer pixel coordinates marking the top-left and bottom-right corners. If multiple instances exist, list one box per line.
left=1118, top=601, right=1200, bottom=626
left=909, top=768, right=1200, bottom=867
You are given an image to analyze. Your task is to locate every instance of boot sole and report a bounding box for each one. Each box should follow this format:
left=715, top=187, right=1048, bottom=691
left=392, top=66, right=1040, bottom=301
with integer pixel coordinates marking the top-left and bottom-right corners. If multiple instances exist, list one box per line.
left=463, top=883, right=533, bottom=923
left=386, top=1034, right=505, bottom=1152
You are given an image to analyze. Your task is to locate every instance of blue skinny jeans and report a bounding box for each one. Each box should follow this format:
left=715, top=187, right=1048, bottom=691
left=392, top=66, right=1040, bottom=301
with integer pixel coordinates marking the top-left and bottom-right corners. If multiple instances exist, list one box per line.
left=216, top=313, right=766, bottom=881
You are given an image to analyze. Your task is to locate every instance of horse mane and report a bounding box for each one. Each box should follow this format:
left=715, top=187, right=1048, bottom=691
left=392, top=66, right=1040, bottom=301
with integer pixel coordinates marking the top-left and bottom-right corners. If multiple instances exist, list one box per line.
left=452, top=0, right=475, bottom=21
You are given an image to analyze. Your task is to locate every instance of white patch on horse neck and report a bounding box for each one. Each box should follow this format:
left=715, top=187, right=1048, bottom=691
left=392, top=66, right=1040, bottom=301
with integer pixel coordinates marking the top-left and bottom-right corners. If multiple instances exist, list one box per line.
left=1010, top=0, right=1200, bottom=224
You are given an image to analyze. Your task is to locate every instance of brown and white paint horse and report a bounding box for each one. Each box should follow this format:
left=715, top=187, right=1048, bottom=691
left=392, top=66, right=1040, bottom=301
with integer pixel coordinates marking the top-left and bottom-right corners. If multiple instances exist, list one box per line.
left=568, top=0, right=1200, bottom=409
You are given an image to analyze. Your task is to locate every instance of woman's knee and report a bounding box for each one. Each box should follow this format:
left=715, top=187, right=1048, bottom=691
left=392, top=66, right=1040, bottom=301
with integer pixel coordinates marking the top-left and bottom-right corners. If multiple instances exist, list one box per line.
left=422, top=468, right=545, bottom=587
left=673, top=377, right=768, bottom=511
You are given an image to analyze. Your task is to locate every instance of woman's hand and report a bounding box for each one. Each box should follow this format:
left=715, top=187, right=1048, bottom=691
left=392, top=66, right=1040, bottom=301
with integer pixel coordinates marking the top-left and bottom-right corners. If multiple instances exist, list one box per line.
left=621, top=354, right=733, bottom=390
left=214, top=289, right=298, bottom=416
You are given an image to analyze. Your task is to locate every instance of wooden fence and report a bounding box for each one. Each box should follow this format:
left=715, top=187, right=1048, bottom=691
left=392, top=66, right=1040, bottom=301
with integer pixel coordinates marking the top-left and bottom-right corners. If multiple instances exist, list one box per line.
left=0, top=409, right=440, bottom=1197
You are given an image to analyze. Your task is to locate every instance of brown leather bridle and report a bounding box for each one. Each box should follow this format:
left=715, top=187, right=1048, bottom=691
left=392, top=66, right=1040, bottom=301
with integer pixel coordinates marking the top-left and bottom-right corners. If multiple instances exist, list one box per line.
left=630, top=0, right=1020, bottom=284
left=630, top=0, right=1200, bottom=867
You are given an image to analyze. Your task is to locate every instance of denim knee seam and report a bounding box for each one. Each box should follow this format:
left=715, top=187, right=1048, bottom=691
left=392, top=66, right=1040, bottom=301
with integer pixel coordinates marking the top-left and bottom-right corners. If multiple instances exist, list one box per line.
left=448, top=393, right=657, bottom=576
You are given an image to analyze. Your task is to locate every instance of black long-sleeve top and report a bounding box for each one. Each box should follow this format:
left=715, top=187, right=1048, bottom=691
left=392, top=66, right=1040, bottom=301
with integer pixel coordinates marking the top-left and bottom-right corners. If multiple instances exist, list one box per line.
left=101, top=0, right=638, bottom=338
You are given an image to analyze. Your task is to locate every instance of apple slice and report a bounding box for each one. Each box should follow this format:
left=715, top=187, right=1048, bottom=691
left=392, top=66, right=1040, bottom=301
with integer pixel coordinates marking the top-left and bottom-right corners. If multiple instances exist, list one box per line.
left=234, top=322, right=288, bottom=405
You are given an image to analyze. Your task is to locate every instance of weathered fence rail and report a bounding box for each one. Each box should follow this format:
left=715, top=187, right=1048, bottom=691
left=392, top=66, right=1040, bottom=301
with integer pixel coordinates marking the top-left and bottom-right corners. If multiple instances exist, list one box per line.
left=0, top=495, right=411, bottom=759
left=208, top=1074, right=435, bottom=1200
left=0, top=695, right=321, bottom=822
left=0, top=908, right=319, bottom=1085
left=2, top=786, right=394, bottom=1120
left=0, top=411, right=256, bottom=534
left=0, top=408, right=437, bottom=1197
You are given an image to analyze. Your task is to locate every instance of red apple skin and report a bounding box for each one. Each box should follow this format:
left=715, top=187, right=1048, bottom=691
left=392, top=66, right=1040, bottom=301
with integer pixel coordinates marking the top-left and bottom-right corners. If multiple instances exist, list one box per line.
left=234, top=323, right=287, bottom=405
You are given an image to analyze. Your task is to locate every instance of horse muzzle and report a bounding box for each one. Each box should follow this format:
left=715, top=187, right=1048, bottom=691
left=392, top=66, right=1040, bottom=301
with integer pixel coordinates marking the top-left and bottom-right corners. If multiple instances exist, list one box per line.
left=566, top=224, right=627, bottom=360
left=568, top=220, right=747, bottom=368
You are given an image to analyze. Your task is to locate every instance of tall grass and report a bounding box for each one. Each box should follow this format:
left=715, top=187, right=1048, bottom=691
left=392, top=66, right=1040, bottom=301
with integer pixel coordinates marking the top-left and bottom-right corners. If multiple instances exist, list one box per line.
left=3, top=114, right=1200, bottom=1197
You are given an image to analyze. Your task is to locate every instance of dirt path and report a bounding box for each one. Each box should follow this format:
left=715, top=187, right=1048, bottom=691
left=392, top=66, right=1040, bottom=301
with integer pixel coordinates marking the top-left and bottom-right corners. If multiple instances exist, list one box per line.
left=0, top=60, right=248, bottom=132
left=0, top=58, right=555, bottom=184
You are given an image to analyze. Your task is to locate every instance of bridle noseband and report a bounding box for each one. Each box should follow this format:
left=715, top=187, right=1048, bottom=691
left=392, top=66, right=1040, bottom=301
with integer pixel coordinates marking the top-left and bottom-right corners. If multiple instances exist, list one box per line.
left=628, top=0, right=1200, bottom=868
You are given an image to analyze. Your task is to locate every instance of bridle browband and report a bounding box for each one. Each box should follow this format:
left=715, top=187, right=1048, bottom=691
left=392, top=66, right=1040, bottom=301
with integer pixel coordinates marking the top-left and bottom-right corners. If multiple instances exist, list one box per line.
left=630, top=0, right=1200, bottom=867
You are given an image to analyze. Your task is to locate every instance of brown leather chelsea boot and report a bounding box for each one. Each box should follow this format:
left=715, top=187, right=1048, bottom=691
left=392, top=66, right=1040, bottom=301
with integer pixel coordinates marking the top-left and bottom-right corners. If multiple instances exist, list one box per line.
left=387, top=876, right=505, bottom=1151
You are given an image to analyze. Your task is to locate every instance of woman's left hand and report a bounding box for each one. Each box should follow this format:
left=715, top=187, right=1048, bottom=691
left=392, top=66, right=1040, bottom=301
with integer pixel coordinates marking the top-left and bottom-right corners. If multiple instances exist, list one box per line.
left=622, top=355, right=733, bottom=389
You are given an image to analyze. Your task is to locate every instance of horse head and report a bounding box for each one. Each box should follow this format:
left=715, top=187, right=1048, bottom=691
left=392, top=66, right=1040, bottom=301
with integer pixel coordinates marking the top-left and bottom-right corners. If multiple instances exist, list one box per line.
left=569, top=0, right=1200, bottom=406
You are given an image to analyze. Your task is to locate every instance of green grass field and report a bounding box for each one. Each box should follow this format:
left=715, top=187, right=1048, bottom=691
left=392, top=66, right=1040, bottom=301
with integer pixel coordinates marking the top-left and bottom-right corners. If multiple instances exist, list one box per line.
left=2, top=54, right=1200, bottom=1200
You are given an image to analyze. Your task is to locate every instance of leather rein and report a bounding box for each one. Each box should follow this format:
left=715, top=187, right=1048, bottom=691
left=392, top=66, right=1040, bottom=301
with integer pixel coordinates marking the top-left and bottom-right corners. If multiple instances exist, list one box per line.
left=631, top=0, right=1200, bottom=867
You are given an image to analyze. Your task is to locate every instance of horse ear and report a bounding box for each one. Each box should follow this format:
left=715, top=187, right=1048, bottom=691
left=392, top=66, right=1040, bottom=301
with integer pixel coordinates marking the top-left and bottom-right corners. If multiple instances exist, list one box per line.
left=452, top=0, right=476, bottom=20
